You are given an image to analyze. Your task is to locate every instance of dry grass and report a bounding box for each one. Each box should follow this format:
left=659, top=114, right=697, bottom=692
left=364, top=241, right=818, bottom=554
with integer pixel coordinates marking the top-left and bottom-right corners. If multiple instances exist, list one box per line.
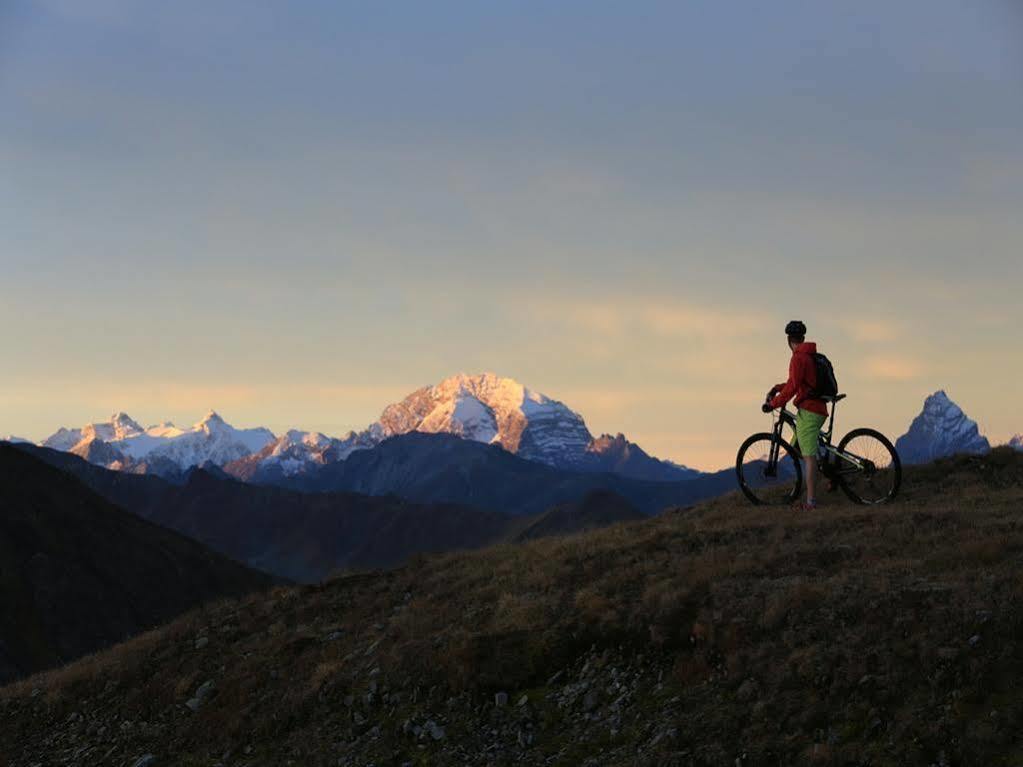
left=2, top=449, right=1023, bottom=765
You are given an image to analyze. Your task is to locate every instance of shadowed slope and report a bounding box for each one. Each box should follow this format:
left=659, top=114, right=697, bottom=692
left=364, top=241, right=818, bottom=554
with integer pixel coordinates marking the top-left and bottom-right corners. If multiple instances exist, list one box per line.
left=14, top=444, right=650, bottom=583
left=508, top=489, right=647, bottom=542
left=291, top=432, right=737, bottom=515
left=0, top=445, right=274, bottom=685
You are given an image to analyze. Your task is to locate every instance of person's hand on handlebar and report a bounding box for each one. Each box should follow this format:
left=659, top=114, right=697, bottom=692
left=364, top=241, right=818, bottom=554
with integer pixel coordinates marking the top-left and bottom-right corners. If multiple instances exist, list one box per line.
left=761, top=402, right=774, bottom=413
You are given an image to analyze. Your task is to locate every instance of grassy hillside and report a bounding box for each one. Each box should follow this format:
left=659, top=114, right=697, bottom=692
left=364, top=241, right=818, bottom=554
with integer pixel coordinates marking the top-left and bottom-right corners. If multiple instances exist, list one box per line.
left=2, top=449, right=1022, bottom=766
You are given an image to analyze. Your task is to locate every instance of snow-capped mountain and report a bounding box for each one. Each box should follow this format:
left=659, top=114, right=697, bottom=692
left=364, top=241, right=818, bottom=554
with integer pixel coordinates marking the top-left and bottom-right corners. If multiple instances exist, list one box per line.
left=33, top=373, right=698, bottom=482
left=335, top=372, right=697, bottom=479
left=40, top=411, right=275, bottom=478
left=142, top=411, right=274, bottom=468
left=1009, top=434, right=1023, bottom=451
left=223, top=429, right=344, bottom=483
left=369, top=373, right=591, bottom=466
left=895, top=390, right=990, bottom=465
left=42, top=412, right=144, bottom=451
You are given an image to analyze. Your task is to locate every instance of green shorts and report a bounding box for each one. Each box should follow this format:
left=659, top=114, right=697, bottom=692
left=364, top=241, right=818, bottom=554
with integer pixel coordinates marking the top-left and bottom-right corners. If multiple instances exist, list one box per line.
left=794, top=408, right=827, bottom=458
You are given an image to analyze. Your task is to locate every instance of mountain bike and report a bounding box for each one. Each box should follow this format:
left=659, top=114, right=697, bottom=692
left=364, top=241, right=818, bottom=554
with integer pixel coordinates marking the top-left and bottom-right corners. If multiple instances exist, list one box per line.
left=735, top=392, right=901, bottom=505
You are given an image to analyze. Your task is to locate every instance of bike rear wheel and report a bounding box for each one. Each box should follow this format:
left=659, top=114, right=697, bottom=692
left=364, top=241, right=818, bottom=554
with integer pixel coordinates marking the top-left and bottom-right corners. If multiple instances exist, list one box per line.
left=835, top=428, right=901, bottom=505
left=735, top=432, right=803, bottom=505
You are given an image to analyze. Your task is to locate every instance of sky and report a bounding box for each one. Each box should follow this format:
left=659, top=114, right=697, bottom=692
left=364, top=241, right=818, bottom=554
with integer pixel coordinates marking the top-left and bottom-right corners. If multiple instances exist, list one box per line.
left=1, top=1, right=1021, bottom=470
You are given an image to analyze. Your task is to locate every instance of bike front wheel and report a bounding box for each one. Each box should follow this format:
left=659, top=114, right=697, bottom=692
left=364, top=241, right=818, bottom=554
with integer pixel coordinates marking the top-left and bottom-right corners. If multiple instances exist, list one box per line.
left=835, top=428, right=901, bottom=505
left=735, top=432, right=804, bottom=505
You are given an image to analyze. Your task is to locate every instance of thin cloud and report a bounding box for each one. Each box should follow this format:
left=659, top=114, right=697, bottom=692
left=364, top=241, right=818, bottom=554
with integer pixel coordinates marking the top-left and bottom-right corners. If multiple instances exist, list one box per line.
left=846, top=320, right=900, bottom=343
left=640, top=304, right=763, bottom=338
left=533, top=297, right=767, bottom=341
left=865, top=357, right=923, bottom=381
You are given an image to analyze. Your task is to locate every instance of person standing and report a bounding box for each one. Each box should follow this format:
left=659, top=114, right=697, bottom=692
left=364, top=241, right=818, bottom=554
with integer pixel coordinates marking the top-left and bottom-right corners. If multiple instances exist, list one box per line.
left=763, top=320, right=828, bottom=511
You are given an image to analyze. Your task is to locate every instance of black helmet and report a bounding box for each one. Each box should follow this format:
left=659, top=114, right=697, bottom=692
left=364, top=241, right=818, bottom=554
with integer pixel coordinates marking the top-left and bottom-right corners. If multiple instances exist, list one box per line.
left=785, top=320, right=806, bottom=337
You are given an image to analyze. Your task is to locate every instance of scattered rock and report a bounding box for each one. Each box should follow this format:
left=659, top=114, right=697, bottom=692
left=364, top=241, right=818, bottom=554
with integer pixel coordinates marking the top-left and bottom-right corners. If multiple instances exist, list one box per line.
left=185, top=679, right=216, bottom=711
left=495, top=691, right=508, bottom=706
left=194, top=637, right=209, bottom=650
left=426, top=720, right=445, bottom=740
left=737, top=678, right=759, bottom=702
left=133, top=756, right=157, bottom=767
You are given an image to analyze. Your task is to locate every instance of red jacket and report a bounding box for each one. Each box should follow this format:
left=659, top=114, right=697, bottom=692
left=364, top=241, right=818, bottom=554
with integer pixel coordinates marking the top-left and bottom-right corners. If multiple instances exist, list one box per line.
left=769, top=342, right=828, bottom=416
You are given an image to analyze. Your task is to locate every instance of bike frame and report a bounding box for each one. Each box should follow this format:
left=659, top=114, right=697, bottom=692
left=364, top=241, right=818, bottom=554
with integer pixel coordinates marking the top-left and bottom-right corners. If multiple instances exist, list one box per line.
left=768, top=400, right=877, bottom=477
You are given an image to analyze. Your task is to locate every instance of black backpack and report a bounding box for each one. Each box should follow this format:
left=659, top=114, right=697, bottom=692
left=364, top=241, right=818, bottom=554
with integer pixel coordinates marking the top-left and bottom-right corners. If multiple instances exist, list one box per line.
left=811, top=353, right=838, bottom=398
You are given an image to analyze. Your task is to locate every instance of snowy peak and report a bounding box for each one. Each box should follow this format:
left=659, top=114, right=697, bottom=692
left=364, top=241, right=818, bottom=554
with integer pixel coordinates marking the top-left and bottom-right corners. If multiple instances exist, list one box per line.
left=222, top=429, right=341, bottom=482
left=340, top=372, right=694, bottom=478
left=33, top=372, right=701, bottom=483
left=369, top=372, right=593, bottom=466
left=895, top=390, right=990, bottom=465
left=40, top=411, right=275, bottom=478
left=278, top=429, right=333, bottom=451
left=1009, top=434, right=1023, bottom=452
left=194, top=410, right=227, bottom=432
left=146, top=421, right=186, bottom=439
left=41, top=427, right=83, bottom=452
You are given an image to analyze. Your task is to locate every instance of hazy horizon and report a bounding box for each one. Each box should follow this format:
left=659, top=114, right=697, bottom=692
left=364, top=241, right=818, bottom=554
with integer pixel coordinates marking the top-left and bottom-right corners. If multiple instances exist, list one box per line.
left=2, top=1, right=1021, bottom=469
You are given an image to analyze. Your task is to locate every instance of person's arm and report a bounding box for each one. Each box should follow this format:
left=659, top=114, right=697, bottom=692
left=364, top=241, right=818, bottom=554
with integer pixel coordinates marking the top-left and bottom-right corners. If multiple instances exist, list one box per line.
left=768, top=356, right=799, bottom=409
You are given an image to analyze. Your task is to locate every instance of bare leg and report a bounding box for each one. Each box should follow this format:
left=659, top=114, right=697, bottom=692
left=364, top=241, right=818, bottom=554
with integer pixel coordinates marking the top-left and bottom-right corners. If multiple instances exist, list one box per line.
left=805, top=455, right=817, bottom=504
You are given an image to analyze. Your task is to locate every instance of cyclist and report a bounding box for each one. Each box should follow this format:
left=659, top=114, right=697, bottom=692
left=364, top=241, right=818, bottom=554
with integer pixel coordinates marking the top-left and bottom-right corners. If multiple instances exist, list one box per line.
left=762, top=320, right=828, bottom=511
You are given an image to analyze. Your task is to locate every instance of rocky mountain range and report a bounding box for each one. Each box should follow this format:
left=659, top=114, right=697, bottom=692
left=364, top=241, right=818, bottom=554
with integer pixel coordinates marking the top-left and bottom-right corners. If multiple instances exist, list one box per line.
left=32, top=373, right=699, bottom=483
left=40, top=410, right=274, bottom=480
left=1010, top=434, right=1023, bottom=451
left=894, top=390, right=991, bottom=464
left=22, top=380, right=1013, bottom=492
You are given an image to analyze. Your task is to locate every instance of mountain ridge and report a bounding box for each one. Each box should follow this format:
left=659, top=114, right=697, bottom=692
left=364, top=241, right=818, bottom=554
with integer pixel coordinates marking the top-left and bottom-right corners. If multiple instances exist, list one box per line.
left=895, top=390, right=990, bottom=464
left=12, top=442, right=656, bottom=583
left=32, top=373, right=699, bottom=483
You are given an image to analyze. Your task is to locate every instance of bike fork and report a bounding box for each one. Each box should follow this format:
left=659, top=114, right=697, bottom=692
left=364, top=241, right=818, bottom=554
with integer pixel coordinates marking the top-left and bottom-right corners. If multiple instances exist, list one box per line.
left=766, top=427, right=782, bottom=478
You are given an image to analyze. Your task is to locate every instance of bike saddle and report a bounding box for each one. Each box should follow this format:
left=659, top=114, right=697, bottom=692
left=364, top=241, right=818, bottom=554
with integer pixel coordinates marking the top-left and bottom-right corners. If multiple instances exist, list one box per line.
left=820, top=393, right=847, bottom=403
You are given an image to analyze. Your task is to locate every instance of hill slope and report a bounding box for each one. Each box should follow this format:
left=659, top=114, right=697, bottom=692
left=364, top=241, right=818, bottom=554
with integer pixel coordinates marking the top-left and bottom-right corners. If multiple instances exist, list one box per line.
left=0, top=445, right=274, bottom=685
left=3, top=449, right=1021, bottom=766
left=14, top=444, right=648, bottom=583
left=507, top=489, right=647, bottom=543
